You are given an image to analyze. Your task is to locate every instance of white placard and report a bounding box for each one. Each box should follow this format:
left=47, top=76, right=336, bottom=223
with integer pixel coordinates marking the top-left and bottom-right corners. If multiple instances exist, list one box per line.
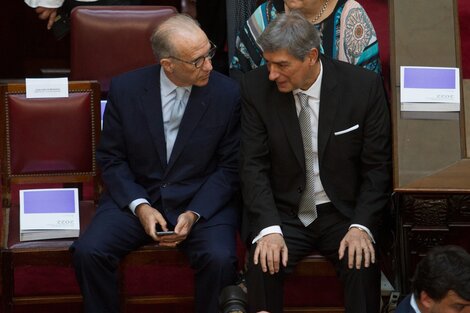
left=25, top=77, right=69, bottom=99
left=20, top=188, right=80, bottom=241
left=400, top=66, right=460, bottom=112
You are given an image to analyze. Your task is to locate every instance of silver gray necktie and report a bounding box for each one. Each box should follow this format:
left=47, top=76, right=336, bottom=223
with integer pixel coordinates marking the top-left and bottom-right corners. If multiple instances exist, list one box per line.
left=166, top=87, right=187, bottom=161
left=297, top=92, right=318, bottom=226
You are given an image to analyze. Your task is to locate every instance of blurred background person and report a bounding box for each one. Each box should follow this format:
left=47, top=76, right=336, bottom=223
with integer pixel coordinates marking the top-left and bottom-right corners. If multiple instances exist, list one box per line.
left=395, top=245, right=470, bottom=313
left=24, top=0, right=141, bottom=39
left=231, top=0, right=380, bottom=79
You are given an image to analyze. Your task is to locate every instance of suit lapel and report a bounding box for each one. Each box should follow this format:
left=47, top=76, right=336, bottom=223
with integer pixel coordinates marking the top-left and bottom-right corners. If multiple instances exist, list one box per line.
left=274, top=85, right=305, bottom=169
left=165, top=85, right=210, bottom=174
left=139, top=66, right=167, bottom=170
left=318, top=57, right=339, bottom=163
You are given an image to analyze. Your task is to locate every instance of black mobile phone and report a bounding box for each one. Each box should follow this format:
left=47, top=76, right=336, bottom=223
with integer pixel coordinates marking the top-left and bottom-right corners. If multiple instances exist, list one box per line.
left=156, top=230, right=175, bottom=236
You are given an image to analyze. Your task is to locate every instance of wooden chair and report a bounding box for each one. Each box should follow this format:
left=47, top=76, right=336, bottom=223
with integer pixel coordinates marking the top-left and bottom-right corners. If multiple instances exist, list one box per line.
left=0, top=81, right=101, bottom=313
left=70, top=5, right=177, bottom=98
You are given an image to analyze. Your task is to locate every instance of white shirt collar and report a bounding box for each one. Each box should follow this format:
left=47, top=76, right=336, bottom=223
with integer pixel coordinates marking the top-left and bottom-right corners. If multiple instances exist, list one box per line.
left=410, top=293, right=422, bottom=313
left=160, top=67, right=191, bottom=97
left=293, top=60, right=323, bottom=100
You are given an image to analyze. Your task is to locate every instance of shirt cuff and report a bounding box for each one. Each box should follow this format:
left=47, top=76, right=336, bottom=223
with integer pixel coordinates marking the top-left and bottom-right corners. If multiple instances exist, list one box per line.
left=129, top=198, right=150, bottom=215
left=251, top=225, right=283, bottom=244
left=349, top=224, right=375, bottom=243
left=24, top=0, right=64, bottom=8
left=25, top=0, right=98, bottom=7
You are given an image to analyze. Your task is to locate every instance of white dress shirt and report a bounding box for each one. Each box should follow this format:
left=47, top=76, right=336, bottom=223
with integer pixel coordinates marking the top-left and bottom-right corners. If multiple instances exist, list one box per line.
left=410, top=294, right=421, bottom=313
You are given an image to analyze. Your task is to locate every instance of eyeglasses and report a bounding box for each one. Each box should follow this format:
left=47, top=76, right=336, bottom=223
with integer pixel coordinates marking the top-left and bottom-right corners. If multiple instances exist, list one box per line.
left=168, top=42, right=217, bottom=69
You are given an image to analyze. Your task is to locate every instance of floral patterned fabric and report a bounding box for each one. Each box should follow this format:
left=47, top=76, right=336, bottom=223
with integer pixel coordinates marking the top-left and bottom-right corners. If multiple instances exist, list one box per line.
left=231, top=0, right=381, bottom=74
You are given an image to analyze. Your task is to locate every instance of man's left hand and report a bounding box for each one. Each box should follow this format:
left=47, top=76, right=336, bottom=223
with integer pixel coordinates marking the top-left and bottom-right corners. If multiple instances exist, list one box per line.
left=158, top=211, right=197, bottom=247
left=338, top=227, right=375, bottom=269
left=35, top=7, right=58, bottom=30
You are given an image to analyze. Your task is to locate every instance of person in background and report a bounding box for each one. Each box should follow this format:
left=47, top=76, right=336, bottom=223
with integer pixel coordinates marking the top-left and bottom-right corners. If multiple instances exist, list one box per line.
left=195, top=0, right=229, bottom=74
left=231, top=0, right=380, bottom=79
left=70, top=13, right=241, bottom=313
left=395, top=245, right=470, bottom=313
left=240, top=11, right=391, bottom=313
left=24, top=0, right=141, bottom=38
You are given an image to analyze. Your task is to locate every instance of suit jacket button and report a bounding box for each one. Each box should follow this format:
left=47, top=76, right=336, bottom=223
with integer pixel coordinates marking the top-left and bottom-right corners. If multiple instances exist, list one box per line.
left=297, top=187, right=303, bottom=193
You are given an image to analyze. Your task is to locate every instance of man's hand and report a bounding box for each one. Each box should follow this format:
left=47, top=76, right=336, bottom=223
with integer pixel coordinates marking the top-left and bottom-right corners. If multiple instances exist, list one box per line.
left=158, top=211, right=197, bottom=247
left=135, top=203, right=168, bottom=242
left=35, top=7, right=58, bottom=30
left=253, top=233, right=288, bottom=275
left=338, top=227, right=375, bottom=269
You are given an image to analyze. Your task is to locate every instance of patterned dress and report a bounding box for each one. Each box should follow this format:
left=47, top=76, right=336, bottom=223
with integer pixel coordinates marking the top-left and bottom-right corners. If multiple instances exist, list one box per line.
left=231, top=0, right=381, bottom=74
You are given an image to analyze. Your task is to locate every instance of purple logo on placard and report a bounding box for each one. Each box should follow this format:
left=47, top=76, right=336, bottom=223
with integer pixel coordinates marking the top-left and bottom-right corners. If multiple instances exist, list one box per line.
left=404, top=68, right=456, bottom=89
left=101, top=100, right=107, bottom=120
left=23, top=189, right=76, bottom=214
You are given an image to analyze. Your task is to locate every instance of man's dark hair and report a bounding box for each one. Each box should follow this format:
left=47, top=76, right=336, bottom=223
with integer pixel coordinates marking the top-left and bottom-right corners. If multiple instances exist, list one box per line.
left=412, top=245, right=470, bottom=301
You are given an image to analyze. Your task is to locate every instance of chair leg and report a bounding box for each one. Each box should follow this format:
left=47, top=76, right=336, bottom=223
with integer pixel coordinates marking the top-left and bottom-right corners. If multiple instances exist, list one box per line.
left=1, top=250, right=13, bottom=313
left=119, top=264, right=127, bottom=313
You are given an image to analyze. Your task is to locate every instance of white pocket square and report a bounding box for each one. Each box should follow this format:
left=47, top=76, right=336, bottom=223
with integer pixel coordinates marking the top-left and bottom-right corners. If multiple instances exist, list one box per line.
left=334, top=124, right=359, bottom=136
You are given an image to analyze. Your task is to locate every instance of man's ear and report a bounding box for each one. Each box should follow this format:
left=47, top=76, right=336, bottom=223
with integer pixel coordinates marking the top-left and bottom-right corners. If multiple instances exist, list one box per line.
left=420, top=291, right=436, bottom=311
left=308, top=48, right=319, bottom=65
left=160, top=58, right=173, bottom=73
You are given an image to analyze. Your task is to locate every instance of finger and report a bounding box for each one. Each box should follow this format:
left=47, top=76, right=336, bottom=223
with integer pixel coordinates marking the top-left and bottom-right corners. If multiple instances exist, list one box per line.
left=272, top=248, right=280, bottom=273
left=355, top=245, right=363, bottom=269
left=175, top=221, right=191, bottom=236
left=259, top=245, right=268, bottom=273
left=38, top=11, right=49, bottom=20
left=146, top=222, right=159, bottom=241
left=174, top=221, right=184, bottom=234
left=281, top=245, right=288, bottom=267
left=47, top=11, right=57, bottom=30
left=159, top=241, right=177, bottom=247
left=369, top=242, right=376, bottom=264
left=362, top=241, right=371, bottom=268
left=35, top=8, right=48, bottom=19
left=155, top=214, right=168, bottom=231
left=158, top=234, right=177, bottom=242
left=253, top=243, right=261, bottom=265
left=348, top=243, right=356, bottom=269
left=338, top=239, right=346, bottom=260
left=267, top=248, right=275, bottom=275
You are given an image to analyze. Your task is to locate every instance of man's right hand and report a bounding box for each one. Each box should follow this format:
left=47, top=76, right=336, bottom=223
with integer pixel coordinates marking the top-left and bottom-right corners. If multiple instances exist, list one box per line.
left=253, top=233, right=288, bottom=275
left=135, top=203, right=168, bottom=242
left=35, top=7, right=58, bottom=30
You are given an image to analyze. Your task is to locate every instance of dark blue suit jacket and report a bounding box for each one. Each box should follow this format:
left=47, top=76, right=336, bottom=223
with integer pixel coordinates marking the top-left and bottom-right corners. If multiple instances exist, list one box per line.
left=97, top=65, right=241, bottom=228
left=395, top=295, right=418, bottom=313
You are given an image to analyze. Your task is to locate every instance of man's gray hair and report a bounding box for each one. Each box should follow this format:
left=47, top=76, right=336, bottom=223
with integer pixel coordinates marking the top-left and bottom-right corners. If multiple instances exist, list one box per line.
left=257, top=11, right=321, bottom=61
left=150, top=13, right=201, bottom=59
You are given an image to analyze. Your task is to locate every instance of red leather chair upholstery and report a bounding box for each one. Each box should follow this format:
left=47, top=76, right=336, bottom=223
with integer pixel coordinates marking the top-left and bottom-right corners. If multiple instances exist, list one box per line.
left=70, top=6, right=177, bottom=97
left=0, top=81, right=101, bottom=313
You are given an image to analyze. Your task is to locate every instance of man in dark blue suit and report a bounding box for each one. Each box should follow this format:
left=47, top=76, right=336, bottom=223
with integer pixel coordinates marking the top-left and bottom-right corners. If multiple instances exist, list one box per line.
left=395, top=245, right=470, bottom=313
left=71, top=14, right=241, bottom=313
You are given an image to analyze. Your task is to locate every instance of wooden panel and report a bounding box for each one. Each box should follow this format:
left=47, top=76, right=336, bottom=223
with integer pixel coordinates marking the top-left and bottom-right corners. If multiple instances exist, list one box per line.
left=390, top=0, right=463, bottom=187
left=464, top=80, right=470, bottom=157
left=395, top=159, right=470, bottom=193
